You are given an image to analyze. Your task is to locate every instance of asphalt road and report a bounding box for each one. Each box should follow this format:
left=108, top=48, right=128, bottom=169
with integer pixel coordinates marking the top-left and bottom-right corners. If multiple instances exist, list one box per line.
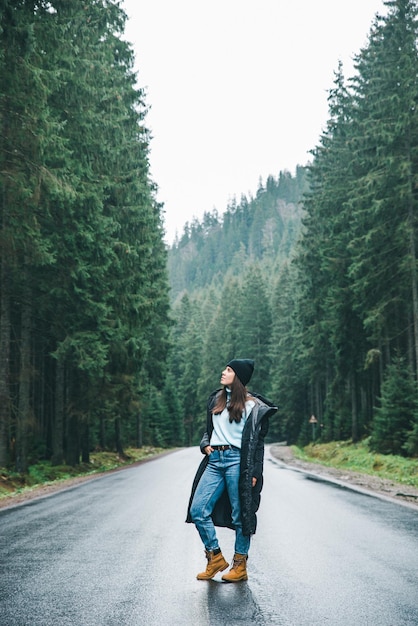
left=0, top=447, right=417, bottom=626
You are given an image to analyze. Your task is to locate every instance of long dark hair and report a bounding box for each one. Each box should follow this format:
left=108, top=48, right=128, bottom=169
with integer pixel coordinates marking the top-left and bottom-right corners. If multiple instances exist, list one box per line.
left=212, top=375, right=254, bottom=423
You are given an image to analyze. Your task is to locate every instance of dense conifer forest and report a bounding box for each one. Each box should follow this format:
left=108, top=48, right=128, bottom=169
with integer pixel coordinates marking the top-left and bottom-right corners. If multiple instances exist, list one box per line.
left=1, top=0, right=418, bottom=475
left=0, top=1, right=171, bottom=471
left=168, top=0, right=418, bottom=456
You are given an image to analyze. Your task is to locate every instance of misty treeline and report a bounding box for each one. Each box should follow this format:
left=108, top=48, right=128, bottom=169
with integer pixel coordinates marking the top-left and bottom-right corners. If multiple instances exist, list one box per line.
left=0, top=0, right=172, bottom=472
left=168, top=0, right=418, bottom=458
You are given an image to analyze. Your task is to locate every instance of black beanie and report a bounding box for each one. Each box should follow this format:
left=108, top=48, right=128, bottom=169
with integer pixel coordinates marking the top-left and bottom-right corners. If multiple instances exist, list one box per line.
left=227, top=359, right=254, bottom=386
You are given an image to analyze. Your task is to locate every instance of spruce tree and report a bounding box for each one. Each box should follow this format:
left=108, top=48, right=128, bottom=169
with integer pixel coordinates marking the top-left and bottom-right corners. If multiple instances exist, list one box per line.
left=235, top=264, right=272, bottom=392
left=294, top=62, right=359, bottom=440
left=370, top=355, right=418, bottom=454
left=268, top=263, right=306, bottom=443
left=349, top=0, right=418, bottom=375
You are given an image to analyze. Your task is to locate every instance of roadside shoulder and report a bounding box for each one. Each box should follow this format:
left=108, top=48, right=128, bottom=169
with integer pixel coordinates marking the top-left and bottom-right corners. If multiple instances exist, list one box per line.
left=268, top=443, right=418, bottom=510
left=0, top=449, right=177, bottom=511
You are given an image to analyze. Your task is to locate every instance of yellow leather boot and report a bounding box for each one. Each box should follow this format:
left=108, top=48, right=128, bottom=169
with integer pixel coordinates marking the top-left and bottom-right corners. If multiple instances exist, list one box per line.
left=221, top=553, right=248, bottom=582
left=196, top=550, right=229, bottom=580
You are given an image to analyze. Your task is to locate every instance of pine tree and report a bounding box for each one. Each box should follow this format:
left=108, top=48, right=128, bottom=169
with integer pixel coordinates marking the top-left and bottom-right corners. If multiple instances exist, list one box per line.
left=268, top=263, right=306, bottom=443
left=202, top=278, right=242, bottom=372
left=235, top=264, right=272, bottom=391
left=162, top=372, right=184, bottom=446
left=404, top=412, right=418, bottom=456
left=370, top=355, right=418, bottom=454
left=294, top=62, right=361, bottom=441
left=170, top=295, right=205, bottom=445
left=349, top=0, right=418, bottom=375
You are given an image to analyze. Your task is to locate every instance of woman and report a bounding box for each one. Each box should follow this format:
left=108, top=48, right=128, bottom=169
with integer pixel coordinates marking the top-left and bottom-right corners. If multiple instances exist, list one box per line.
left=186, top=358, right=278, bottom=582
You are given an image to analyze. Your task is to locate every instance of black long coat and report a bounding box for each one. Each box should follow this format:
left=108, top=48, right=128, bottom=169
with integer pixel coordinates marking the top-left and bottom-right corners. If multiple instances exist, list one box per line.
left=186, top=389, right=278, bottom=537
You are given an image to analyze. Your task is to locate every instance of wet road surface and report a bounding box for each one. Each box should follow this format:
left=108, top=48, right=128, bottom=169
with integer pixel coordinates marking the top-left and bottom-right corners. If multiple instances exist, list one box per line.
left=0, top=446, right=417, bottom=625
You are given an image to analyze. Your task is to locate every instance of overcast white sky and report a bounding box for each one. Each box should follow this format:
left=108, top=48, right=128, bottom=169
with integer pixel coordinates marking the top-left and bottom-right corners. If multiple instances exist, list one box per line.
left=122, top=0, right=387, bottom=244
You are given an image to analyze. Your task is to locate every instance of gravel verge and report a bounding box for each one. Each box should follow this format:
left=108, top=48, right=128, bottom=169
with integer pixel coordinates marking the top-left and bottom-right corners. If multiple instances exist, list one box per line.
left=269, top=444, right=418, bottom=509
left=0, top=450, right=175, bottom=511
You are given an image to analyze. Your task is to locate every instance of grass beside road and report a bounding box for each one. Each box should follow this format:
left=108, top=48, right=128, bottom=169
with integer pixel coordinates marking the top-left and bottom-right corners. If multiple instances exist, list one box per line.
left=0, top=447, right=166, bottom=500
left=293, top=439, right=418, bottom=488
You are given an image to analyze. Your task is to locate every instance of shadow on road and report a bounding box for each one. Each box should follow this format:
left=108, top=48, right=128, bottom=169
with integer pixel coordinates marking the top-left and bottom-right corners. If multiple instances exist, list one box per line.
left=203, top=579, right=266, bottom=625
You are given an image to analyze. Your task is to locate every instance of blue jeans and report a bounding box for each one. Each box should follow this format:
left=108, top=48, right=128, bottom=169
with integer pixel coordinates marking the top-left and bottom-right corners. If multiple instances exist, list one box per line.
left=190, top=448, right=251, bottom=555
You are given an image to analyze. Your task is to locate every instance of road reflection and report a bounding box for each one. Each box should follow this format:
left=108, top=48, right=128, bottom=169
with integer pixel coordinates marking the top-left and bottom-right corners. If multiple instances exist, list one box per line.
left=203, top=579, right=267, bottom=625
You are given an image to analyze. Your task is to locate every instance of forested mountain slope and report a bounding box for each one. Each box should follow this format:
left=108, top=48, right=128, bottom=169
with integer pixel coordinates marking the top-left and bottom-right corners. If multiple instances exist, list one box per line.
left=166, top=168, right=309, bottom=446
left=168, top=167, right=308, bottom=300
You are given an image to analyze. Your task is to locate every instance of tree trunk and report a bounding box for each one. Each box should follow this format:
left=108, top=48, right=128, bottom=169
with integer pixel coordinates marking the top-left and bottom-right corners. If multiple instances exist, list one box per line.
left=315, top=379, right=322, bottom=423
left=408, top=198, right=418, bottom=379
left=16, top=283, right=31, bottom=473
left=404, top=133, right=418, bottom=378
left=0, top=258, right=11, bottom=466
left=66, top=411, right=79, bottom=467
left=115, top=418, right=124, bottom=456
left=51, top=360, right=64, bottom=465
left=351, top=371, right=358, bottom=443
left=136, top=411, right=143, bottom=448
left=80, top=420, right=90, bottom=463
left=99, top=413, right=105, bottom=450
